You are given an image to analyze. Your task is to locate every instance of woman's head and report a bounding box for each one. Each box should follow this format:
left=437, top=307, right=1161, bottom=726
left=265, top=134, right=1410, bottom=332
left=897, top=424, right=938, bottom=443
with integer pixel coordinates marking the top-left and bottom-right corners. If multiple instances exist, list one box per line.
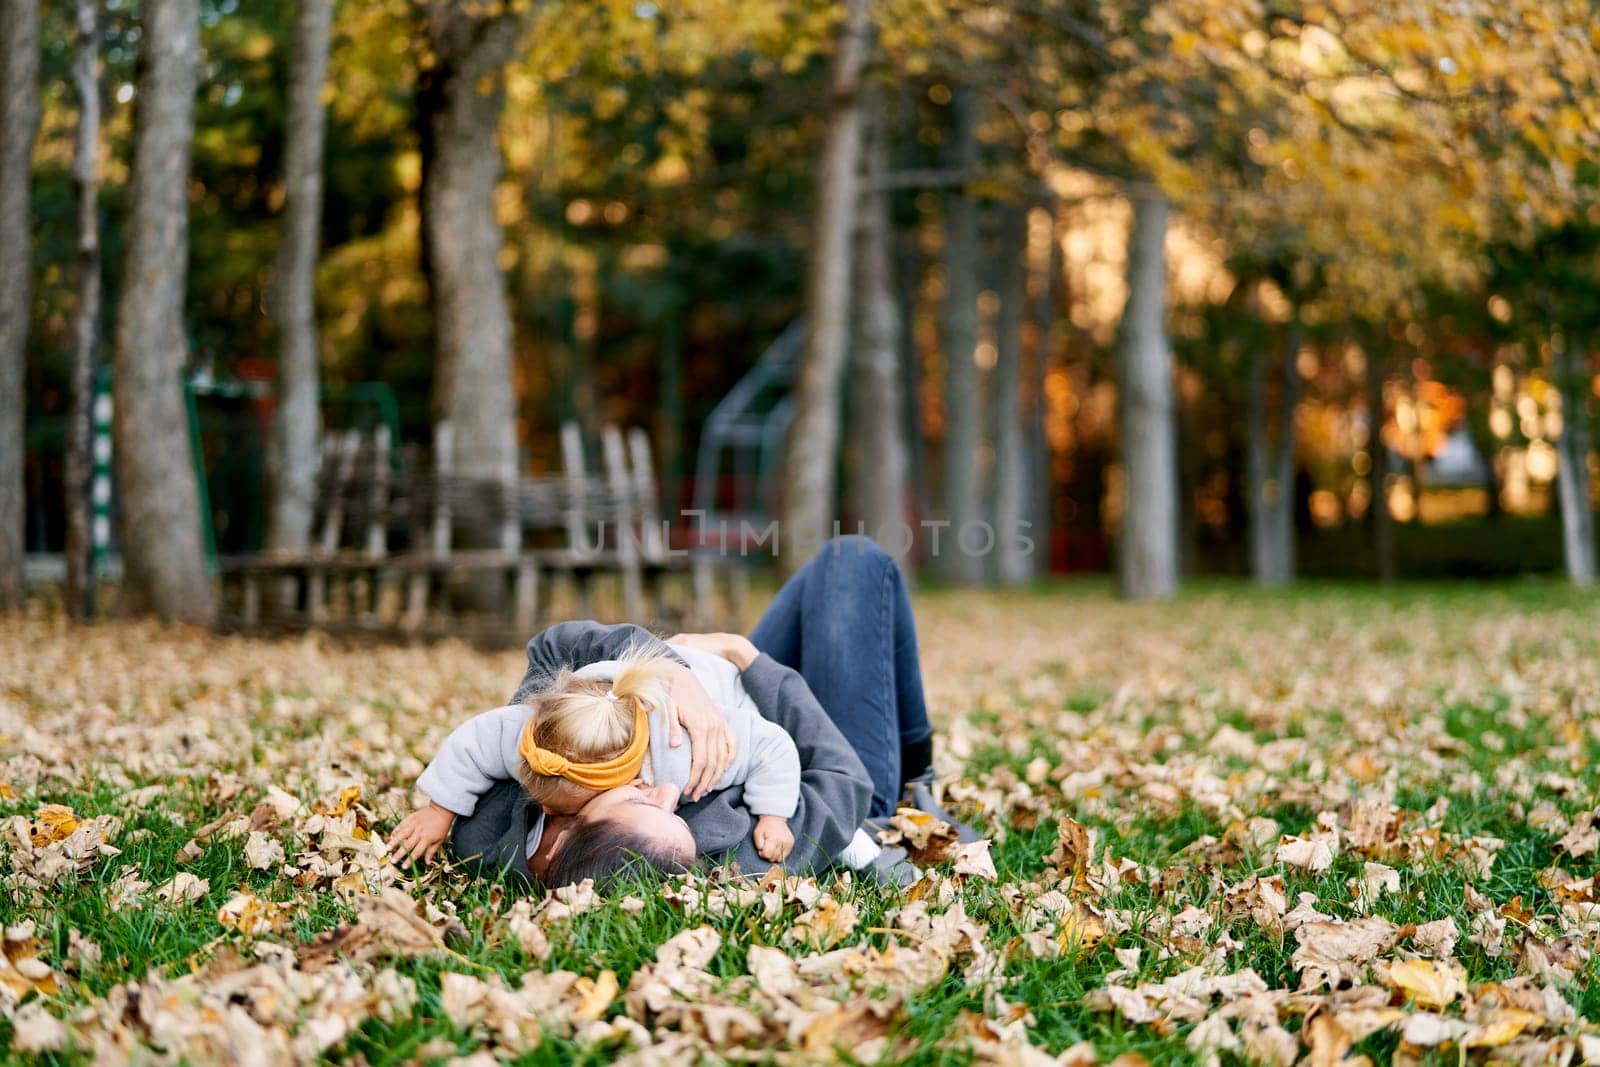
left=518, top=649, right=675, bottom=813
left=541, top=782, right=697, bottom=890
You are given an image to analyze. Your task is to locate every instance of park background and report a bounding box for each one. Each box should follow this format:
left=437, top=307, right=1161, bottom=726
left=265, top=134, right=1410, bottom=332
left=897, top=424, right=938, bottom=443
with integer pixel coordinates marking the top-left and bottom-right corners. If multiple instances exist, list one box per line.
left=8, top=3, right=1600, bottom=1064
left=4, top=0, right=1599, bottom=624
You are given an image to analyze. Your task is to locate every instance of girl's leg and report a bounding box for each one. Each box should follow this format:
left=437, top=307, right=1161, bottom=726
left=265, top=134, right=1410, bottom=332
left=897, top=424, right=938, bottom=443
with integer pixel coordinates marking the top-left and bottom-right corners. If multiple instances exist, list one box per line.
left=748, top=536, right=933, bottom=817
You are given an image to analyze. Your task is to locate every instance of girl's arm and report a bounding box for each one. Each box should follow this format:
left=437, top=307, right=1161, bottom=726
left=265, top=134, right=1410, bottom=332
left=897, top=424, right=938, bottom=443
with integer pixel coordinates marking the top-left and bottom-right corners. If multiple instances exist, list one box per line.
left=415, top=704, right=532, bottom=817
left=732, top=716, right=802, bottom=819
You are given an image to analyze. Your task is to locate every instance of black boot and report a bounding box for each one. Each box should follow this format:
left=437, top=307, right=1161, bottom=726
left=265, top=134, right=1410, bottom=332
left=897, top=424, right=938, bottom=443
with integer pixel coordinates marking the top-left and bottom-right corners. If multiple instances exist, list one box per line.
left=900, top=735, right=933, bottom=791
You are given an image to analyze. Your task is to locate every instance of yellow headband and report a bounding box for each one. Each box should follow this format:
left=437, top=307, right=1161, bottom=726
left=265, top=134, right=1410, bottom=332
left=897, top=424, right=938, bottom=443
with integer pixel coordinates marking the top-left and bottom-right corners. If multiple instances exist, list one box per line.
left=519, top=704, right=650, bottom=790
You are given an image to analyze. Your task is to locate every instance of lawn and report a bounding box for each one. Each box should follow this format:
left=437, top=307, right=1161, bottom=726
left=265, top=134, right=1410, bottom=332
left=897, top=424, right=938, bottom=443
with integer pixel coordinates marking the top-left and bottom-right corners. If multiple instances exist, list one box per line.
left=5, top=581, right=1600, bottom=1064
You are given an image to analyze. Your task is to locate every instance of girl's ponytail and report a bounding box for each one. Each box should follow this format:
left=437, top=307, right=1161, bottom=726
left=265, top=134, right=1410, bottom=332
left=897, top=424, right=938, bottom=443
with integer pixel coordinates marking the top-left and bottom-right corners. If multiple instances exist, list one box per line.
left=602, top=646, right=675, bottom=717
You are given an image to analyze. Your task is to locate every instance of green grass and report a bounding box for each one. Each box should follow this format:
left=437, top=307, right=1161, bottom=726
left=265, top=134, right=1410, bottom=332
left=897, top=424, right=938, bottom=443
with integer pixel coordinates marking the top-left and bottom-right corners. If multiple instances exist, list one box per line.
left=5, top=753, right=1598, bottom=1063
left=6, top=585, right=1600, bottom=1061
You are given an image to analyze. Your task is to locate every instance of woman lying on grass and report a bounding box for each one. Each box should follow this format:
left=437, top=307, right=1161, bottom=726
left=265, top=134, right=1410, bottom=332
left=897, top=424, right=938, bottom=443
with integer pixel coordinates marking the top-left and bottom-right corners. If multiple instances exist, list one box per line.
left=390, top=536, right=970, bottom=890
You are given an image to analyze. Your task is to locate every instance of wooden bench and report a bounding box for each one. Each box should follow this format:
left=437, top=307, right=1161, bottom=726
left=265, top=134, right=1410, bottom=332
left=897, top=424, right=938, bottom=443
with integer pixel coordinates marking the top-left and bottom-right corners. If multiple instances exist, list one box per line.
left=219, top=421, right=742, bottom=638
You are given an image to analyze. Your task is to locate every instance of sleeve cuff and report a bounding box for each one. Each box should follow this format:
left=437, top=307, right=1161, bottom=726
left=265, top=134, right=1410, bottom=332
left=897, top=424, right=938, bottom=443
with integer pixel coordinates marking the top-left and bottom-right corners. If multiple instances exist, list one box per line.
left=416, top=766, right=477, bottom=818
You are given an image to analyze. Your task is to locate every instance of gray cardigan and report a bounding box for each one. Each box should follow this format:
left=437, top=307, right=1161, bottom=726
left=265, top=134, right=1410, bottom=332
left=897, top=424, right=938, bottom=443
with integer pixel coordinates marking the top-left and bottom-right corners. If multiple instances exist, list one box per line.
left=446, top=621, right=874, bottom=887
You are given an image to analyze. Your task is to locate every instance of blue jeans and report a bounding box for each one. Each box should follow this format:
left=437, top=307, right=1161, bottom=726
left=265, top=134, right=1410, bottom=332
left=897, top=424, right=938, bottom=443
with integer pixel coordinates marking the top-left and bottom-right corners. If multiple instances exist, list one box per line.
left=749, top=536, right=933, bottom=818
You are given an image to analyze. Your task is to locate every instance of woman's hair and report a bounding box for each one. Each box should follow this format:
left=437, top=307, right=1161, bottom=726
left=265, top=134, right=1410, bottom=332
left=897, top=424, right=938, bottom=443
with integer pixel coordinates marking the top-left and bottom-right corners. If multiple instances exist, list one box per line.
left=543, top=816, right=693, bottom=892
left=518, top=646, right=675, bottom=805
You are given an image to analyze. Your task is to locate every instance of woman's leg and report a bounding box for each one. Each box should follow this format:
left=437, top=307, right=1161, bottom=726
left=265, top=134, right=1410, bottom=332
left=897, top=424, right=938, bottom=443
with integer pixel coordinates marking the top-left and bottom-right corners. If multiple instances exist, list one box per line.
left=749, top=536, right=933, bottom=817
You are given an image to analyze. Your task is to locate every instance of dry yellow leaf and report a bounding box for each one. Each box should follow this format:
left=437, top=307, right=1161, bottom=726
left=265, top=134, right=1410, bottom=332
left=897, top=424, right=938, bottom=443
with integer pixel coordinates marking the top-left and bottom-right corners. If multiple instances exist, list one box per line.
left=572, top=969, right=618, bottom=1022
left=216, top=891, right=294, bottom=936
left=1386, top=958, right=1467, bottom=1010
left=29, top=805, right=79, bottom=847
left=1460, top=1009, right=1540, bottom=1049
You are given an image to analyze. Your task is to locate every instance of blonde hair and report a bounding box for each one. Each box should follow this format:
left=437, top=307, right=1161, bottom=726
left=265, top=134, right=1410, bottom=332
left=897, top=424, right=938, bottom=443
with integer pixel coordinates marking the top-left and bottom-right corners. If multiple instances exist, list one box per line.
left=519, top=647, right=676, bottom=807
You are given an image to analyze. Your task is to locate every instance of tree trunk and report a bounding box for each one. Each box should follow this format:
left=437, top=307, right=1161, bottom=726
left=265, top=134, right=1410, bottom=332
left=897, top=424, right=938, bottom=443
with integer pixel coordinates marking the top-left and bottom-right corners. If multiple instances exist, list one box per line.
left=419, top=3, right=523, bottom=489
left=0, top=0, right=40, bottom=611
left=1364, top=341, right=1395, bottom=583
left=1247, top=323, right=1298, bottom=585
left=1554, top=341, right=1595, bottom=586
left=265, top=0, right=332, bottom=556
left=113, top=0, right=214, bottom=623
left=1028, top=199, right=1060, bottom=577
left=993, top=205, right=1029, bottom=584
left=1114, top=193, right=1178, bottom=599
left=847, top=98, right=909, bottom=569
left=779, top=0, right=869, bottom=572
left=893, top=183, right=929, bottom=534
left=64, top=0, right=100, bottom=619
left=937, top=88, right=985, bottom=584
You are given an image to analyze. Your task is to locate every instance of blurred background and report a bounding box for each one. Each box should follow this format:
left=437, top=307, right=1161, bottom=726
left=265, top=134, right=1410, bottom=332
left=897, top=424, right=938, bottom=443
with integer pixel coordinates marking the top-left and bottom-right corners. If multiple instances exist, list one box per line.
left=4, top=0, right=1599, bottom=629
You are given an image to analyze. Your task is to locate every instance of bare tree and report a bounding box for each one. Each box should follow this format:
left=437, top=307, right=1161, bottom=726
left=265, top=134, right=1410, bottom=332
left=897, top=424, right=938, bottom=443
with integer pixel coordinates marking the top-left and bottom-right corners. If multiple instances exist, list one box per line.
left=265, top=0, right=333, bottom=557
left=848, top=94, right=909, bottom=569
left=1027, top=199, right=1061, bottom=577
left=1115, top=193, right=1178, bottom=599
left=1553, top=339, right=1595, bottom=586
left=64, top=0, right=101, bottom=619
left=0, top=0, right=41, bottom=611
left=417, top=2, right=525, bottom=492
left=993, top=205, right=1030, bottom=584
left=937, top=87, right=984, bottom=584
left=113, top=0, right=214, bottom=623
left=1246, top=319, right=1298, bottom=585
left=780, top=0, right=870, bottom=572
left=1363, top=335, right=1395, bottom=583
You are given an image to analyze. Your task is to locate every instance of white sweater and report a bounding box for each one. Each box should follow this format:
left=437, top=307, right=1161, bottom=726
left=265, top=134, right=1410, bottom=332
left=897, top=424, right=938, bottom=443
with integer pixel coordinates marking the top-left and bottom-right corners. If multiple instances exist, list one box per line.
left=416, top=643, right=801, bottom=820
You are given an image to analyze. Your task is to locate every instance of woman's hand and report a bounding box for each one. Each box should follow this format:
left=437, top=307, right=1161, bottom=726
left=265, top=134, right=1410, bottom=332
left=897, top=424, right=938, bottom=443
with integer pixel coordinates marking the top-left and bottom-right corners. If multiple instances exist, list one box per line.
left=389, top=801, right=456, bottom=864
left=663, top=666, right=735, bottom=801
left=667, top=632, right=760, bottom=671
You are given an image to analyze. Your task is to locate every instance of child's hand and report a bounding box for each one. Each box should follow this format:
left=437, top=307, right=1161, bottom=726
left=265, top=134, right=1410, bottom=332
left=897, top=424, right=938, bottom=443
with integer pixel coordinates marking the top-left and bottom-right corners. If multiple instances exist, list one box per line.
left=390, top=802, right=456, bottom=864
left=753, top=814, right=794, bottom=863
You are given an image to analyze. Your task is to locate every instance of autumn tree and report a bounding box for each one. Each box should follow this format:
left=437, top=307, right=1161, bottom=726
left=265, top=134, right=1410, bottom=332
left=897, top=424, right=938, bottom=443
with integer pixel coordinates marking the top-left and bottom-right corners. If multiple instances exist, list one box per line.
left=113, top=0, right=215, bottom=622
left=1114, top=194, right=1179, bottom=597
left=265, top=0, right=334, bottom=559
left=1489, top=222, right=1600, bottom=585
left=935, top=87, right=986, bottom=584
left=781, top=0, right=870, bottom=571
left=0, top=0, right=40, bottom=610
left=64, top=0, right=101, bottom=618
left=848, top=89, right=910, bottom=568
left=992, top=204, right=1030, bottom=585
left=416, top=0, right=528, bottom=494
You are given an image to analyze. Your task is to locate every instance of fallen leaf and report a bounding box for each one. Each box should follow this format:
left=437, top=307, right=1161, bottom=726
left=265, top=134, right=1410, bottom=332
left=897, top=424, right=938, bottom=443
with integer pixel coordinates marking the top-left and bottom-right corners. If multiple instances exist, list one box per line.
left=244, top=830, right=287, bottom=871
left=29, top=805, right=79, bottom=847
left=217, top=890, right=294, bottom=936
left=1291, top=917, right=1397, bottom=990
left=298, top=888, right=463, bottom=971
left=9, top=1002, right=68, bottom=1053
left=572, top=969, right=618, bottom=1022
left=1386, top=958, right=1466, bottom=1009
left=878, top=808, right=960, bottom=866
left=953, top=840, right=997, bottom=881
left=154, top=872, right=210, bottom=905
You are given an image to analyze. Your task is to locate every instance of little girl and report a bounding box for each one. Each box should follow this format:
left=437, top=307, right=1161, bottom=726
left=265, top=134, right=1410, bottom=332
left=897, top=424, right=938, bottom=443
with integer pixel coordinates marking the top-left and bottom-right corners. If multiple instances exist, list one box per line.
left=393, top=644, right=816, bottom=866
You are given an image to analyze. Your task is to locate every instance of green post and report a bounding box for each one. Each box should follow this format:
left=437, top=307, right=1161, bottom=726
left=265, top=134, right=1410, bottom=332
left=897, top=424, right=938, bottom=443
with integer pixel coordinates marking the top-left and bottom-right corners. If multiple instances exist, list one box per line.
left=184, top=380, right=219, bottom=574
